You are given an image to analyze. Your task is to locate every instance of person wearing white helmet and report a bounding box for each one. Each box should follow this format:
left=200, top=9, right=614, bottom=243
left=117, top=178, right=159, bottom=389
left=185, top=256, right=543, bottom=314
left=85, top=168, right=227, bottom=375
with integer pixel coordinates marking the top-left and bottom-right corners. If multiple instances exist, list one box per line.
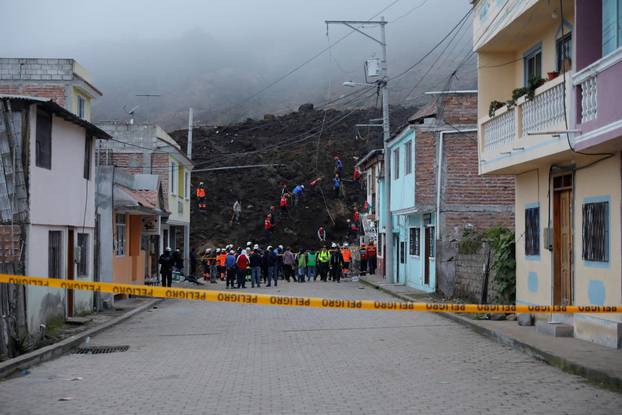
left=225, top=249, right=237, bottom=288
left=340, top=243, right=352, bottom=278
left=158, top=247, right=174, bottom=287
left=329, top=243, right=344, bottom=282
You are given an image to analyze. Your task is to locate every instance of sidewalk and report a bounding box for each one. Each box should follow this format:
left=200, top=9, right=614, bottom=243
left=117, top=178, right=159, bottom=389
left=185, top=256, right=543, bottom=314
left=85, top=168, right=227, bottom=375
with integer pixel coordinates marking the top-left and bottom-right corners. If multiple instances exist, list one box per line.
left=360, top=274, right=622, bottom=391
left=0, top=297, right=160, bottom=380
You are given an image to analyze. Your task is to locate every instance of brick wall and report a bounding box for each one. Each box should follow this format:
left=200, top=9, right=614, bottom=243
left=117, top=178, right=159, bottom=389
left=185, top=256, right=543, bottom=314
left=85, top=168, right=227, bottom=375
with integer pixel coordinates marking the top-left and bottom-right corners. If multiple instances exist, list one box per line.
left=0, top=58, right=73, bottom=81
left=439, top=93, right=478, bottom=125
left=443, top=131, right=515, bottom=206
left=0, top=84, right=66, bottom=106
left=414, top=130, right=437, bottom=210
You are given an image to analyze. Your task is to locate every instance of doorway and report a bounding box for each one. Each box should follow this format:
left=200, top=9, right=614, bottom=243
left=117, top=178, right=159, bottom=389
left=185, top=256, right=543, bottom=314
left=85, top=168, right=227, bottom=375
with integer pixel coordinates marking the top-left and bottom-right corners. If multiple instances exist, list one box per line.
left=393, top=235, right=400, bottom=283
left=424, top=227, right=431, bottom=285
left=67, top=229, right=75, bottom=317
left=553, top=174, right=573, bottom=305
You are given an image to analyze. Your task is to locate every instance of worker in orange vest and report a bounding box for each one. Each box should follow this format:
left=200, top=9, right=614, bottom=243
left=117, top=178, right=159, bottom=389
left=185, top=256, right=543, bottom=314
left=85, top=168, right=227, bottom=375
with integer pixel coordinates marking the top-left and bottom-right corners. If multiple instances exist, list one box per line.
left=216, top=248, right=227, bottom=281
left=196, top=182, right=206, bottom=209
left=340, top=243, right=352, bottom=276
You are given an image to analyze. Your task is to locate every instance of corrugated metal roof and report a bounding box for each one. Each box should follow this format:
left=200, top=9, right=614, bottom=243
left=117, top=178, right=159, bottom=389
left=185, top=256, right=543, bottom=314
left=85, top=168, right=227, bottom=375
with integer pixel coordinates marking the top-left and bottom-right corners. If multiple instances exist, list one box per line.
left=0, top=94, right=111, bottom=139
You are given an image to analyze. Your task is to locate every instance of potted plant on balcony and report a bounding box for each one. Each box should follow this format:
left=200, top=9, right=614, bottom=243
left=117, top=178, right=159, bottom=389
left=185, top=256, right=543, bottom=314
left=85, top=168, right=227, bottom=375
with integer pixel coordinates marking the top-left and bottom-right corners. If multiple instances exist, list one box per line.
left=488, top=100, right=504, bottom=117
left=547, top=71, right=559, bottom=81
left=526, top=77, right=545, bottom=100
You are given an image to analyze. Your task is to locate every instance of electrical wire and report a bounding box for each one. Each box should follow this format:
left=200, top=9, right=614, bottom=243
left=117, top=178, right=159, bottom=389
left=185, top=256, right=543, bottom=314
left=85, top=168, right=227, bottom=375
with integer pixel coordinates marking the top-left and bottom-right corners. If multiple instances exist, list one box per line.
left=390, top=0, right=430, bottom=23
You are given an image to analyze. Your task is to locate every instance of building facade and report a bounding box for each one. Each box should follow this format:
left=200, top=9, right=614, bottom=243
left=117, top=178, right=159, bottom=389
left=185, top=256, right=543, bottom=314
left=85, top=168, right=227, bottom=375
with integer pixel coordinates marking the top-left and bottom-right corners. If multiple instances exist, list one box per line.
left=0, top=95, right=109, bottom=335
left=0, top=58, right=102, bottom=121
left=474, top=0, right=621, bottom=348
left=96, top=123, right=193, bottom=270
left=386, top=91, right=514, bottom=293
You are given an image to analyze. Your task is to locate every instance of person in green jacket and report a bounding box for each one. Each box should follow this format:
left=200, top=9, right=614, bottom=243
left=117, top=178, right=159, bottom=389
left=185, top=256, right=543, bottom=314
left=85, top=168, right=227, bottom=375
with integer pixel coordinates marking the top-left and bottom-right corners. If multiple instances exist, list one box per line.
left=306, top=249, right=318, bottom=281
left=318, top=246, right=331, bottom=281
left=297, top=249, right=307, bottom=283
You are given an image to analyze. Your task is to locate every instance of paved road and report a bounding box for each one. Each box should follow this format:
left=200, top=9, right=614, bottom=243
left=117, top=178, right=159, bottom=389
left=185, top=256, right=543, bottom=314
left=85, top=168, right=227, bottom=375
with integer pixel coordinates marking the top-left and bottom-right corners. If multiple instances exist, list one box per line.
left=1, top=280, right=620, bottom=414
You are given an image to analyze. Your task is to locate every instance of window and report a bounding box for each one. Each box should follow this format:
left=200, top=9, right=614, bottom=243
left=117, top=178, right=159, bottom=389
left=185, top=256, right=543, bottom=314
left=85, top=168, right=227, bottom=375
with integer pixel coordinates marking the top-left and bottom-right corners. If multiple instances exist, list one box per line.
left=409, top=227, right=420, bottom=256
left=428, top=226, right=435, bottom=257
left=582, top=201, right=609, bottom=262
left=115, top=214, right=126, bottom=256
left=400, top=241, right=406, bottom=264
left=602, top=0, right=622, bottom=55
left=36, top=109, right=52, bottom=169
left=525, top=207, right=540, bottom=256
left=77, top=233, right=89, bottom=276
left=77, top=96, right=85, bottom=119
left=48, top=231, right=62, bottom=278
left=523, top=45, right=542, bottom=86
left=84, top=134, right=92, bottom=180
left=556, top=32, right=572, bottom=72
left=178, top=166, right=184, bottom=198
left=169, top=161, right=177, bottom=195
left=184, top=171, right=190, bottom=200
left=393, top=148, right=400, bottom=179
left=404, top=141, right=412, bottom=175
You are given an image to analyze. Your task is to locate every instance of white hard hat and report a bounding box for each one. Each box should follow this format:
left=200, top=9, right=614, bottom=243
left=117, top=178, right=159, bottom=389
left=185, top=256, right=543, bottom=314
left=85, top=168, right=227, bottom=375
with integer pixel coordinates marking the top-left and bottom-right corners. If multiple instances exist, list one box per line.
left=254, top=244, right=259, bottom=249
left=344, top=243, right=349, bottom=247
left=165, top=247, right=171, bottom=251
left=215, top=248, right=220, bottom=253
left=301, top=184, right=305, bottom=189
left=267, top=245, right=273, bottom=250
left=278, top=245, right=283, bottom=249
left=247, top=241, right=252, bottom=246
left=229, top=250, right=235, bottom=254
left=331, top=242, right=337, bottom=248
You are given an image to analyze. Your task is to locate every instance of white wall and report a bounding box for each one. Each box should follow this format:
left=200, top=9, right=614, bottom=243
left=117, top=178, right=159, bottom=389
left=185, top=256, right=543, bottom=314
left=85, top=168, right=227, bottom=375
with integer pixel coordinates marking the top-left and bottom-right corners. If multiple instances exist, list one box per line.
left=29, top=107, right=95, bottom=228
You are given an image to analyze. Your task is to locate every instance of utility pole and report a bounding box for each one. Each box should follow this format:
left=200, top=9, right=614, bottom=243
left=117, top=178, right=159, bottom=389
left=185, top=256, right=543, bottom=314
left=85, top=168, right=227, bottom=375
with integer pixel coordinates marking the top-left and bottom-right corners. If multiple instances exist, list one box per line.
left=326, top=17, right=393, bottom=282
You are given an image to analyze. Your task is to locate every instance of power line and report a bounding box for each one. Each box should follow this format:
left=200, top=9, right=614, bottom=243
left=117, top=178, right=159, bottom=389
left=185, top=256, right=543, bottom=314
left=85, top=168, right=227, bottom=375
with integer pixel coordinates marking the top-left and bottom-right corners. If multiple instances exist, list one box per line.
left=390, top=0, right=429, bottom=23
left=216, top=0, right=403, bottom=119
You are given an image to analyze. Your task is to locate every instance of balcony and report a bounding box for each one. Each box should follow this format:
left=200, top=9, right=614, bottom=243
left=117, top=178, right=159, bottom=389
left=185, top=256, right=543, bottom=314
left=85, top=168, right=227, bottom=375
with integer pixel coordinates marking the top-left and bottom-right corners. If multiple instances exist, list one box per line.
left=573, top=47, right=622, bottom=151
left=479, top=76, right=571, bottom=175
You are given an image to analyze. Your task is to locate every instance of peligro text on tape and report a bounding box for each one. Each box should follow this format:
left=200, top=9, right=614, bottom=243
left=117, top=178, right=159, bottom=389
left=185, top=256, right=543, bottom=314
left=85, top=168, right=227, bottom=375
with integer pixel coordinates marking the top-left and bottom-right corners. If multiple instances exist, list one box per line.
left=0, top=273, right=620, bottom=314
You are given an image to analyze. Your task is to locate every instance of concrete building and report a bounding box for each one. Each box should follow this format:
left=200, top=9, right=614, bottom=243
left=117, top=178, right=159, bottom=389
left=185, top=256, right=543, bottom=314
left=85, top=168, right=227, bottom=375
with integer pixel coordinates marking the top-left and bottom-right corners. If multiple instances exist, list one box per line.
left=96, top=123, right=193, bottom=271
left=356, top=149, right=385, bottom=275
left=385, top=91, right=514, bottom=292
left=96, top=166, right=167, bottom=303
left=0, top=95, right=110, bottom=334
left=0, top=58, right=102, bottom=121
left=473, top=0, right=621, bottom=347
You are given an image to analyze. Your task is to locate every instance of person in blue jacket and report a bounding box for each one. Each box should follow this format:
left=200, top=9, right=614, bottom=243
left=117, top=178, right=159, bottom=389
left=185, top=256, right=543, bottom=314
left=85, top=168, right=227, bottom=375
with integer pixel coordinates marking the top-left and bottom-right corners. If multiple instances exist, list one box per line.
left=225, top=250, right=237, bottom=289
left=292, top=184, right=304, bottom=206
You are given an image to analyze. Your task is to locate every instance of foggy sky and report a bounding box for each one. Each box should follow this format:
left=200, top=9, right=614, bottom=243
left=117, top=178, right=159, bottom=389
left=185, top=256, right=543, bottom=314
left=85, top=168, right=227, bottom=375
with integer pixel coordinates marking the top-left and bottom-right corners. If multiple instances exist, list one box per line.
left=0, top=0, right=475, bottom=128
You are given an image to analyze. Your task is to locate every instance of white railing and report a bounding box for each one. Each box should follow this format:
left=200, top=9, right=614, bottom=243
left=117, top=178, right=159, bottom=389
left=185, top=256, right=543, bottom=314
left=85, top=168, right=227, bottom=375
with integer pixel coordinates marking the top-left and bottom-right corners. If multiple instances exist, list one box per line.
left=482, top=108, right=515, bottom=152
left=579, top=76, right=597, bottom=123
left=521, top=80, right=565, bottom=134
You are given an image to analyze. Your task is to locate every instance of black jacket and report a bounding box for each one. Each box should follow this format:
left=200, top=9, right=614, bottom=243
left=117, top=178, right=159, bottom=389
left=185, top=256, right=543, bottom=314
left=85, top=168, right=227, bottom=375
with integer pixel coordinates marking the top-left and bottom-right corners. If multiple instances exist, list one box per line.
left=250, top=252, right=262, bottom=267
left=159, top=253, right=174, bottom=273
left=172, top=251, right=183, bottom=269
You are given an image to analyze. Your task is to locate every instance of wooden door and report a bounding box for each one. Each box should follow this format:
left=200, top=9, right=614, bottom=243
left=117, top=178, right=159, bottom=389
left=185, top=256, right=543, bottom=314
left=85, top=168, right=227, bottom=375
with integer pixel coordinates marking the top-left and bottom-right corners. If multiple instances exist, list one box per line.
left=67, top=229, right=75, bottom=317
left=553, top=186, right=573, bottom=305
left=424, top=227, right=431, bottom=285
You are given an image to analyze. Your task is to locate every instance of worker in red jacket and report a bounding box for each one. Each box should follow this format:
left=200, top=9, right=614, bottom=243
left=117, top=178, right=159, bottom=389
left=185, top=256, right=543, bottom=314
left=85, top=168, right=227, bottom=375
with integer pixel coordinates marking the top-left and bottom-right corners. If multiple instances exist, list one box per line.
left=235, top=250, right=249, bottom=288
left=264, top=216, right=273, bottom=242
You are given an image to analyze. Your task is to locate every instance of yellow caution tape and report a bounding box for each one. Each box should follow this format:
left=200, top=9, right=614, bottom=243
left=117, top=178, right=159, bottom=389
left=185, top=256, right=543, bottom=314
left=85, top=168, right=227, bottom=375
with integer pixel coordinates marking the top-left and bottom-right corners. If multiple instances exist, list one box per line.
left=0, top=273, right=619, bottom=314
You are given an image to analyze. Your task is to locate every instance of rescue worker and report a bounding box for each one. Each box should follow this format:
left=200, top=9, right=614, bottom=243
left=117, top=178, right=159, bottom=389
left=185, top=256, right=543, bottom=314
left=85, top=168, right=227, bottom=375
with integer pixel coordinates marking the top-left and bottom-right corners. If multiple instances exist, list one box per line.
left=201, top=248, right=211, bottom=281
left=353, top=208, right=360, bottom=225
left=281, top=183, right=288, bottom=196
left=353, top=165, right=362, bottom=186
left=159, top=247, right=174, bottom=287
left=367, top=241, right=378, bottom=275
left=341, top=243, right=352, bottom=277
left=292, top=184, right=304, bottom=207
left=266, top=246, right=278, bottom=287
left=208, top=248, right=218, bottom=283
left=283, top=247, right=295, bottom=282
left=317, top=225, right=326, bottom=242
left=225, top=249, right=237, bottom=288
left=196, top=182, right=207, bottom=209
left=261, top=245, right=270, bottom=284
left=264, top=215, right=273, bottom=242
left=306, top=248, right=318, bottom=281
left=280, top=193, right=289, bottom=214
left=232, top=200, right=242, bottom=224
left=309, top=177, right=322, bottom=187
left=359, top=243, right=368, bottom=277
left=334, top=156, right=343, bottom=176
left=249, top=248, right=262, bottom=288
left=333, top=174, right=341, bottom=197
left=275, top=245, right=284, bottom=280
left=329, top=242, right=344, bottom=283
left=217, top=248, right=227, bottom=280
left=317, top=246, right=331, bottom=281
left=236, top=249, right=249, bottom=289
left=297, top=249, right=307, bottom=282
left=268, top=206, right=277, bottom=225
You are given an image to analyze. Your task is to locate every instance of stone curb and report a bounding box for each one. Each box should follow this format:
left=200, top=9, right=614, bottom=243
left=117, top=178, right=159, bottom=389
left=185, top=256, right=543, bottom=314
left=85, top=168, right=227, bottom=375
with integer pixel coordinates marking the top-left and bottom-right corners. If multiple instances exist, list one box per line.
left=0, top=298, right=161, bottom=380
left=359, top=277, right=622, bottom=392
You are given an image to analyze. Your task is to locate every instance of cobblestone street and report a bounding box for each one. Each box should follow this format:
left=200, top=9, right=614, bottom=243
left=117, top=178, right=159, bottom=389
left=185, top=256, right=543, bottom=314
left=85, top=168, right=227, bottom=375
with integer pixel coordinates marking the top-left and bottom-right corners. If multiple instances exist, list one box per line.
left=1, top=281, right=620, bottom=414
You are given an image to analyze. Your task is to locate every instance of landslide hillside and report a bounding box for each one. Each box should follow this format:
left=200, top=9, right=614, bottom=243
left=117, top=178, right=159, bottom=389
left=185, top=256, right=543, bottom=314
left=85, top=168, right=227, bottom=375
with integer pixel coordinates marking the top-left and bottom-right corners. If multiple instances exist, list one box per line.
left=170, top=104, right=415, bottom=250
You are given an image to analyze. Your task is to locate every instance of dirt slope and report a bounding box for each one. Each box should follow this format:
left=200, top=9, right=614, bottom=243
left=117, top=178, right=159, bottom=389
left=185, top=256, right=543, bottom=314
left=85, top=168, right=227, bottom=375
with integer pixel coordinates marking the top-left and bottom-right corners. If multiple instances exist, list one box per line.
left=170, top=104, right=415, bottom=250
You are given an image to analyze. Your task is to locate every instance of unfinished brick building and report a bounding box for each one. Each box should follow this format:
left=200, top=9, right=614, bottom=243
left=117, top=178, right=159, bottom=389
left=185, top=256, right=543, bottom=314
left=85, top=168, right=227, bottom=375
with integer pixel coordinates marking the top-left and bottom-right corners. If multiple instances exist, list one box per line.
left=385, top=91, right=514, bottom=297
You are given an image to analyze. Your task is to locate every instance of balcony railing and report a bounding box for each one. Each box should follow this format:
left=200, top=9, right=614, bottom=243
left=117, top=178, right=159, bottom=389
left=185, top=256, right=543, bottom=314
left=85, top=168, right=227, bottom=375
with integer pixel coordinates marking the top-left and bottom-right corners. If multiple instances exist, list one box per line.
left=521, top=80, right=565, bottom=134
left=578, top=76, right=597, bottom=123
left=483, top=108, right=515, bottom=152
left=480, top=76, right=568, bottom=171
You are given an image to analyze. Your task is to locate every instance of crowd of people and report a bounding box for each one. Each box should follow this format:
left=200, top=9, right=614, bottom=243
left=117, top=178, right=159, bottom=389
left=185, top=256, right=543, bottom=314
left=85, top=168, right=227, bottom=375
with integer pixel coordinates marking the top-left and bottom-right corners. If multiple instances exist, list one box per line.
left=161, top=241, right=378, bottom=289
